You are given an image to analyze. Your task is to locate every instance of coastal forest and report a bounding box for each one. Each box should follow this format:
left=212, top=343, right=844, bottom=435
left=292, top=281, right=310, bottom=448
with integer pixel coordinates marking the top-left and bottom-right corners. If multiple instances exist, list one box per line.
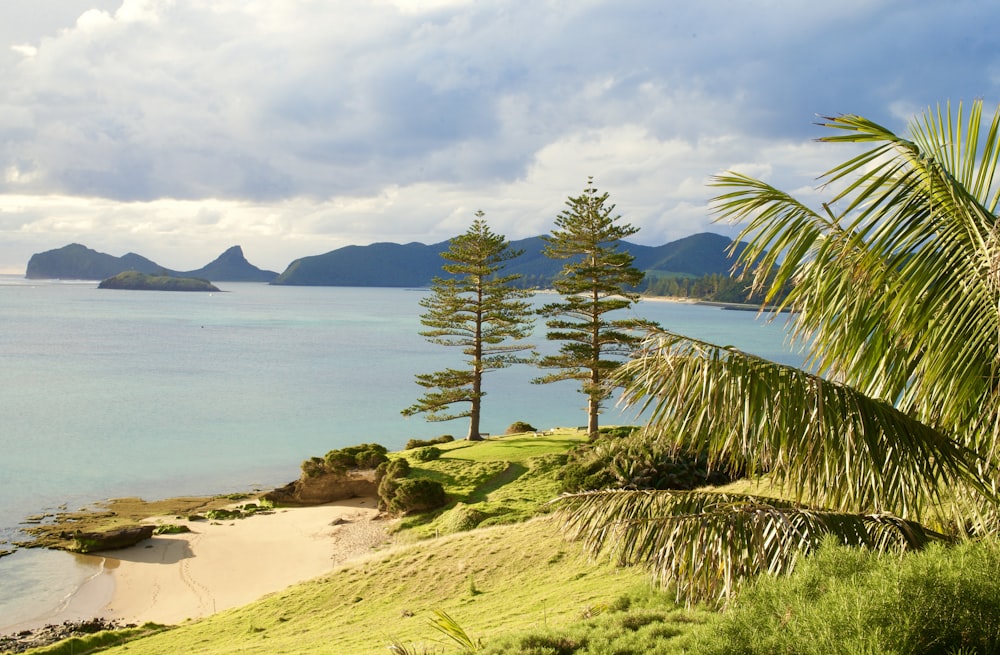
left=17, top=100, right=1000, bottom=655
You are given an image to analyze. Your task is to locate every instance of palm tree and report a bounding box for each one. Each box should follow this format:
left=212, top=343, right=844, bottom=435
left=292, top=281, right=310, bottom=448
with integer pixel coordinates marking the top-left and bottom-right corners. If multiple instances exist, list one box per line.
left=553, top=100, right=1000, bottom=605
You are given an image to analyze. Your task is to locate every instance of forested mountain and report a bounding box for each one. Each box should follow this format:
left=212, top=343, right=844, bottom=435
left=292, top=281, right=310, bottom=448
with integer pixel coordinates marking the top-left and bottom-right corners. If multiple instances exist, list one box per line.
left=25, top=244, right=278, bottom=282
left=272, top=232, right=747, bottom=288
left=26, top=233, right=758, bottom=296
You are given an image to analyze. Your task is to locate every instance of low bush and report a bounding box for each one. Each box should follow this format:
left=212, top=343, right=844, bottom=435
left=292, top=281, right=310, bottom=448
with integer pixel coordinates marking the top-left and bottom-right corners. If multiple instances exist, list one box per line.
left=325, top=443, right=389, bottom=471
left=404, top=435, right=455, bottom=450
left=411, top=446, right=442, bottom=462
left=690, top=538, right=1000, bottom=655
left=558, top=434, right=735, bottom=493
left=376, top=458, right=411, bottom=511
left=388, top=478, right=447, bottom=515
left=505, top=421, right=537, bottom=434
left=301, top=443, right=389, bottom=477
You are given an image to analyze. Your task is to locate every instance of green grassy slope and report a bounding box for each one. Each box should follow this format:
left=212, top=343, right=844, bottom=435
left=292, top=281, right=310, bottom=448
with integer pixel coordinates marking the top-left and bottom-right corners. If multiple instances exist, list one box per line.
left=23, top=431, right=706, bottom=655
left=84, top=519, right=658, bottom=655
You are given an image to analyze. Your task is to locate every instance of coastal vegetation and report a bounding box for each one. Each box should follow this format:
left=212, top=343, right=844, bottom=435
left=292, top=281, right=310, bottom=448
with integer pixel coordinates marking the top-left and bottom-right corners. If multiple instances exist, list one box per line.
left=17, top=430, right=1000, bottom=654
left=402, top=214, right=536, bottom=440
left=551, top=99, right=1000, bottom=606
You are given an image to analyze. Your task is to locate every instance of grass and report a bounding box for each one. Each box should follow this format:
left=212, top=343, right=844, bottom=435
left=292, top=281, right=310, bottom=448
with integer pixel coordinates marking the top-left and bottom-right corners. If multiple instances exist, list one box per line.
left=79, top=518, right=675, bottom=655
left=18, top=625, right=167, bottom=655
left=20, top=429, right=1000, bottom=654
left=395, top=431, right=586, bottom=538
left=686, top=537, right=1000, bottom=655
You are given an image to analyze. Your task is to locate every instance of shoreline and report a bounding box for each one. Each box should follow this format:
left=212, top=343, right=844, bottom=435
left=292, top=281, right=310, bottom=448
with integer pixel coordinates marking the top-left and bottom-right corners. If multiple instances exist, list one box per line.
left=2, top=497, right=389, bottom=635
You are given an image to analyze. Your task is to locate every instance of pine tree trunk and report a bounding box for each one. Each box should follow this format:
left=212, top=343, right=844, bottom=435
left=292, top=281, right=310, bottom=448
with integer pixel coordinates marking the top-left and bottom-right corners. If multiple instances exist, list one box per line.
left=587, top=397, right=599, bottom=440
left=467, top=403, right=482, bottom=441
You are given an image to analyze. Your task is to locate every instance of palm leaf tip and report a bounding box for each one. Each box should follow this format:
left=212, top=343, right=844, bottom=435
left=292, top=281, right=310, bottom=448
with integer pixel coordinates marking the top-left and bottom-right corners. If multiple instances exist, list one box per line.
left=553, top=489, right=948, bottom=605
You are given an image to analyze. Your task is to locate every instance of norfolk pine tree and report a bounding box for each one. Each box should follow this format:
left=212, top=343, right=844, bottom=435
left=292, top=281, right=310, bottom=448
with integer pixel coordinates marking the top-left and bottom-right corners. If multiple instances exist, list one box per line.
left=402, top=212, right=534, bottom=441
left=536, top=178, right=651, bottom=439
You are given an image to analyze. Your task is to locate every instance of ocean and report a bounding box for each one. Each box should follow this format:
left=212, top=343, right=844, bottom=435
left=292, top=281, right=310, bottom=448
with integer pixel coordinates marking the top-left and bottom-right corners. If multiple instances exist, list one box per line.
left=0, top=276, right=802, bottom=630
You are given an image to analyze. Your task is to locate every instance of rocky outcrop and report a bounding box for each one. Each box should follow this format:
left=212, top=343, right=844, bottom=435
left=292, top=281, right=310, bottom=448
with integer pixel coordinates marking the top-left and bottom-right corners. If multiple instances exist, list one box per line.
left=181, top=245, right=278, bottom=282
left=263, top=469, right=378, bottom=506
left=69, top=524, right=155, bottom=553
left=0, top=619, right=137, bottom=653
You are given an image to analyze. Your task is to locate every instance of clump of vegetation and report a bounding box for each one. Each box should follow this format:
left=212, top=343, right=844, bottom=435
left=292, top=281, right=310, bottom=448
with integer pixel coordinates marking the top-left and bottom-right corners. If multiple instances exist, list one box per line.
left=387, top=478, right=447, bottom=515
left=153, top=524, right=190, bottom=535
left=558, top=429, right=735, bottom=493
left=440, top=503, right=489, bottom=534
left=689, top=538, right=1000, bottom=655
left=377, top=458, right=445, bottom=514
left=301, top=443, right=389, bottom=477
left=410, top=446, right=442, bottom=462
left=505, top=421, right=537, bottom=434
left=405, top=435, right=455, bottom=450
left=199, top=501, right=273, bottom=522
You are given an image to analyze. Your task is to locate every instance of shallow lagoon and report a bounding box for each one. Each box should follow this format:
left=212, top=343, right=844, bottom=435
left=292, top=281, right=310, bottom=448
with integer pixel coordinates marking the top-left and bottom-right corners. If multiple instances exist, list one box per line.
left=0, top=277, right=801, bottom=630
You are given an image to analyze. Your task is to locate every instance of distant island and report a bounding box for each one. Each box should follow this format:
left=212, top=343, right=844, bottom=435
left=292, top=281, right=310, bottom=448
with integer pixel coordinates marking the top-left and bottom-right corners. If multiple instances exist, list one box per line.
left=25, top=232, right=772, bottom=303
left=98, top=271, right=221, bottom=292
left=26, top=244, right=278, bottom=282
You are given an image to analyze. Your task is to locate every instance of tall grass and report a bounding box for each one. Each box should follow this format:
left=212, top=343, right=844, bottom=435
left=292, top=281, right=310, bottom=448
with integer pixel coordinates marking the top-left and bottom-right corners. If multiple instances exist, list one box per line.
left=689, top=537, right=1000, bottom=655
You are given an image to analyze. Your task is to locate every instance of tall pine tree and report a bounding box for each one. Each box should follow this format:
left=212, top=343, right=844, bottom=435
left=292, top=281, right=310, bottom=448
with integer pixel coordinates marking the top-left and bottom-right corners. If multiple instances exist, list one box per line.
left=402, top=212, right=535, bottom=440
left=536, top=178, right=651, bottom=438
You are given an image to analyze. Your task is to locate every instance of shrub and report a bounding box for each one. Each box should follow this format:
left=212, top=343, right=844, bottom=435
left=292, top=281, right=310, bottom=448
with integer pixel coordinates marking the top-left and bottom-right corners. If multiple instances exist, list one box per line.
left=597, top=425, right=639, bottom=440
left=301, top=443, right=389, bottom=478
left=505, top=421, right=537, bottom=434
left=301, top=456, right=326, bottom=478
left=376, top=458, right=412, bottom=511
left=411, top=446, right=442, bottom=462
left=404, top=435, right=455, bottom=450
left=387, top=478, right=447, bottom=514
left=325, top=443, right=389, bottom=471
left=558, top=434, right=735, bottom=493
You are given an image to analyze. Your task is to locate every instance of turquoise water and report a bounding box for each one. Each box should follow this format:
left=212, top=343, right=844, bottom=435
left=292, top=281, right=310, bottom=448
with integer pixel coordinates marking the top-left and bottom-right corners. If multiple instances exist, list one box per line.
left=0, top=276, right=801, bottom=630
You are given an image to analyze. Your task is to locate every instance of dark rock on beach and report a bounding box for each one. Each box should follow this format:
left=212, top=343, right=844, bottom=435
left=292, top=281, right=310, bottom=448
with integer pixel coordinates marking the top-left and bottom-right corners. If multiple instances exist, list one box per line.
left=69, top=524, right=155, bottom=553
left=0, top=619, right=128, bottom=653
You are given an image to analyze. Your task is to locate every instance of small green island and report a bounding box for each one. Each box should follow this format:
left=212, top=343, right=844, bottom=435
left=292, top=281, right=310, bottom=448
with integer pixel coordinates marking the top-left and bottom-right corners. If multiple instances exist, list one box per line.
left=98, top=271, right=221, bottom=292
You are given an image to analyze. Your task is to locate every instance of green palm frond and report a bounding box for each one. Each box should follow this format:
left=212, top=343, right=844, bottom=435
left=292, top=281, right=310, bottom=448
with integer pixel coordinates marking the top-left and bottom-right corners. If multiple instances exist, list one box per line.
left=554, top=489, right=947, bottom=606
left=714, top=100, right=1000, bottom=451
left=615, top=330, right=991, bottom=524
left=428, top=609, right=481, bottom=653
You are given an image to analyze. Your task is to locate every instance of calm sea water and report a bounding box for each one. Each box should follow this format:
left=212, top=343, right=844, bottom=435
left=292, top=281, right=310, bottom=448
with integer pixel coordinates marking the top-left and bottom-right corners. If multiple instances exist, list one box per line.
left=0, top=276, right=801, bottom=630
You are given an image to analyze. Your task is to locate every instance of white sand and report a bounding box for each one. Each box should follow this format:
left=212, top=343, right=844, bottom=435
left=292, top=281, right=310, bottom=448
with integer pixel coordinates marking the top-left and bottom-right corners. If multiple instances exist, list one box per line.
left=94, top=497, right=387, bottom=625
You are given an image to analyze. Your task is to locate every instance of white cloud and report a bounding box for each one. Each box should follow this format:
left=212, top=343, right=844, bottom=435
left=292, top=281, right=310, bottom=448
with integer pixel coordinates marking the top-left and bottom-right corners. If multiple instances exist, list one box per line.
left=0, top=0, right=997, bottom=272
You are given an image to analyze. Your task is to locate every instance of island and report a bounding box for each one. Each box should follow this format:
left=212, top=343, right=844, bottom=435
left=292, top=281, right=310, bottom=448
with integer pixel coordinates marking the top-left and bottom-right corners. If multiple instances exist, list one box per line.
left=98, top=271, right=221, bottom=292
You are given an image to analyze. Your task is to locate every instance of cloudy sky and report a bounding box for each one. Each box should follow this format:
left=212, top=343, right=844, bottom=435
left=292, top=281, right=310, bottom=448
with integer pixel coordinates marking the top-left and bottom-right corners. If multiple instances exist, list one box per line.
left=0, top=0, right=997, bottom=273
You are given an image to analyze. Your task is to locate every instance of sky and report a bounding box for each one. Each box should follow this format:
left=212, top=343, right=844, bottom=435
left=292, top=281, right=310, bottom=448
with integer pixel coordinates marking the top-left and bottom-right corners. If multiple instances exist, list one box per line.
left=0, top=1, right=998, bottom=274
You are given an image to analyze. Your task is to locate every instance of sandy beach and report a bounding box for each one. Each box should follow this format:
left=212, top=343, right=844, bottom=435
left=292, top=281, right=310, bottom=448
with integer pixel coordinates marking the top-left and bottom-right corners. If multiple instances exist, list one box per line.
left=62, top=497, right=388, bottom=627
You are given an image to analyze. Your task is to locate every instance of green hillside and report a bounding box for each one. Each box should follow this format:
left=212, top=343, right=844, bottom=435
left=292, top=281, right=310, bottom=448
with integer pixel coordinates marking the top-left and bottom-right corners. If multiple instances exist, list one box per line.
left=17, top=432, right=706, bottom=654
left=272, top=232, right=746, bottom=288
left=21, top=431, right=1000, bottom=655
